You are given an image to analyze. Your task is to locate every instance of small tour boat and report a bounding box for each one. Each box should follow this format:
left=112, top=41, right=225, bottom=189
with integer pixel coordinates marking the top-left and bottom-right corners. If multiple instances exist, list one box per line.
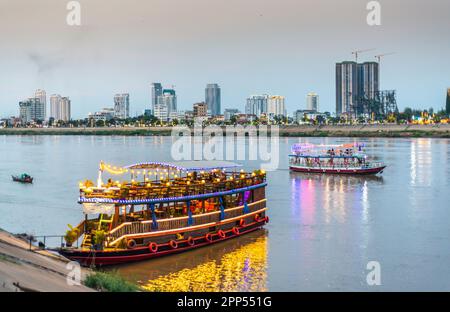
left=289, top=143, right=386, bottom=175
left=59, top=160, right=268, bottom=266
left=12, top=173, right=33, bottom=184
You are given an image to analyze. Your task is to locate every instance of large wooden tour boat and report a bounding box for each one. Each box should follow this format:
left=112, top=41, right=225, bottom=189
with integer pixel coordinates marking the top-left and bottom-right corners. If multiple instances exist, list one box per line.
left=289, top=143, right=386, bottom=175
left=59, top=161, right=268, bottom=266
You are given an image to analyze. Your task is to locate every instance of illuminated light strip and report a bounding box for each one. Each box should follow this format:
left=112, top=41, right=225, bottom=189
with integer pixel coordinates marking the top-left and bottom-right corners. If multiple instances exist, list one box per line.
left=79, top=182, right=267, bottom=205
left=108, top=208, right=267, bottom=246
left=108, top=198, right=267, bottom=235
left=123, top=161, right=242, bottom=172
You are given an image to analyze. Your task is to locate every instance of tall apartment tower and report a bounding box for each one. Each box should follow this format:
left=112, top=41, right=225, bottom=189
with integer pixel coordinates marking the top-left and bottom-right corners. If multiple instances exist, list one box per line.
left=267, top=95, right=286, bottom=118
left=359, top=62, right=379, bottom=99
left=151, top=83, right=163, bottom=113
left=336, top=62, right=358, bottom=116
left=50, top=95, right=71, bottom=122
left=306, top=92, right=319, bottom=112
left=336, top=61, right=379, bottom=116
left=205, top=84, right=221, bottom=116
left=114, top=93, right=130, bottom=119
left=246, top=95, right=269, bottom=117
left=19, top=98, right=43, bottom=123
left=50, top=94, right=62, bottom=120
left=35, top=89, right=47, bottom=120
left=158, top=89, right=177, bottom=114
left=60, top=97, right=71, bottom=121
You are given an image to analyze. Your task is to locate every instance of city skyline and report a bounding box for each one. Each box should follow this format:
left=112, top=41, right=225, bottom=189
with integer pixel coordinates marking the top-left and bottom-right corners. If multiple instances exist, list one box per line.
left=1, top=0, right=449, bottom=118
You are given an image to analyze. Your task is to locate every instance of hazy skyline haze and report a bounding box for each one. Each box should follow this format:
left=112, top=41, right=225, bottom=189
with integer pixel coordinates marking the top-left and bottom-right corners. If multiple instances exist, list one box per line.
left=1, top=0, right=449, bottom=118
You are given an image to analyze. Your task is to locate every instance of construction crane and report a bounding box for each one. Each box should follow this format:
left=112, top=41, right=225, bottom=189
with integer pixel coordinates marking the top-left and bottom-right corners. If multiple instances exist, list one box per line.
left=351, top=48, right=376, bottom=62
left=375, top=52, right=396, bottom=89
left=374, top=52, right=396, bottom=64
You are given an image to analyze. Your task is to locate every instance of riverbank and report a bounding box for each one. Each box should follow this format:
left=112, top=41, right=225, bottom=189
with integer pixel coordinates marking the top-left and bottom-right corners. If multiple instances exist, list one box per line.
left=0, top=229, right=94, bottom=292
left=1, top=124, right=449, bottom=137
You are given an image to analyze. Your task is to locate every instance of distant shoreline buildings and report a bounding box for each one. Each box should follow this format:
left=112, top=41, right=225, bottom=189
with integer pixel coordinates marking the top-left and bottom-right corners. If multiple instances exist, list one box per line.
left=245, top=94, right=286, bottom=121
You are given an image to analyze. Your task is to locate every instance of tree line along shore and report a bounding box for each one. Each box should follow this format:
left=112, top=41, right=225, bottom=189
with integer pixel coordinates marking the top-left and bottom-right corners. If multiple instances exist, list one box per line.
left=0, top=124, right=450, bottom=137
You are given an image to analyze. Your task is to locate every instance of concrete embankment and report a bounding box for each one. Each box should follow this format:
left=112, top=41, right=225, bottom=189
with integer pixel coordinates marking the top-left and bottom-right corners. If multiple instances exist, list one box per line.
left=0, top=124, right=449, bottom=137
left=0, top=229, right=94, bottom=292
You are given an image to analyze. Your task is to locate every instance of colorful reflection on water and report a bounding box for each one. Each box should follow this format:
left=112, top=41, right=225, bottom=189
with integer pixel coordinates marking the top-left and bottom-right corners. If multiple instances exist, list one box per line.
left=290, top=172, right=384, bottom=225
left=111, top=232, right=268, bottom=292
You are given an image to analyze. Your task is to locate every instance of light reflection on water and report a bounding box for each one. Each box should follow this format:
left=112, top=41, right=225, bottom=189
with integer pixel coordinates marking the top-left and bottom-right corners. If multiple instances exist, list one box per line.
left=112, top=232, right=268, bottom=292
left=1, top=136, right=449, bottom=290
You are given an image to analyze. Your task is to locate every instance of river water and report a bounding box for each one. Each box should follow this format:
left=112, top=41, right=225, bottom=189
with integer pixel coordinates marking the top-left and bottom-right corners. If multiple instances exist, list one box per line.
left=0, top=135, right=449, bottom=291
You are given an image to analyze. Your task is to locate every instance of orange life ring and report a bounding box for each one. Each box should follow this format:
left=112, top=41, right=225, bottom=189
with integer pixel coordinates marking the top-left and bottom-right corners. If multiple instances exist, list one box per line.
left=149, top=242, right=158, bottom=253
left=127, top=239, right=137, bottom=249
left=217, top=230, right=226, bottom=238
left=232, top=227, right=240, bottom=235
left=187, top=236, right=195, bottom=246
left=205, top=233, right=213, bottom=242
left=169, top=240, right=178, bottom=249
left=239, top=219, right=245, bottom=227
left=254, top=214, right=260, bottom=222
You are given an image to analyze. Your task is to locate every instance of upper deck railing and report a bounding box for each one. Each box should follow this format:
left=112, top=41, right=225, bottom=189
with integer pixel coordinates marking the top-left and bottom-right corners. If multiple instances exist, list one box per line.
left=106, top=198, right=267, bottom=246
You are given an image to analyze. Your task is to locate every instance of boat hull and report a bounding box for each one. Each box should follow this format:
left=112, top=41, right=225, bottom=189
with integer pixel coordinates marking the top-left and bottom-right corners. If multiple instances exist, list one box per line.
left=289, top=165, right=386, bottom=175
left=12, top=176, right=33, bottom=183
left=59, top=218, right=268, bottom=266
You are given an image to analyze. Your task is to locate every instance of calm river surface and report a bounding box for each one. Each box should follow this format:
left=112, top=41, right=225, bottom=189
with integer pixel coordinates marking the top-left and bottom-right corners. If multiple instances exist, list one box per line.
left=0, top=135, right=449, bottom=291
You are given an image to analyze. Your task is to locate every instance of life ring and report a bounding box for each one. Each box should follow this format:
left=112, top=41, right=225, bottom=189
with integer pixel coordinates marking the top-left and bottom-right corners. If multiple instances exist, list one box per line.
left=265, top=216, right=270, bottom=223
left=232, top=227, right=240, bottom=235
left=149, top=242, right=158, bottom=253
left=254, top=214, right=260, bottom=222
left=205, top=233, right=213, bottom=242
left=239, top=219, right=245, bottom=227
left=127, top=239, right=137, bottom=249
left=217, top=230, right=226, bottom=238
left=169, top=240, right=178, bottom=249
left=187, top=236, right=195, bottom=246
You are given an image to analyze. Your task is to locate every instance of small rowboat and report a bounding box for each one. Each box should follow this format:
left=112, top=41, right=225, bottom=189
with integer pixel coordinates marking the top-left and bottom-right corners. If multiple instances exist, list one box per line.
left=12, top=174, right=34, bottom=184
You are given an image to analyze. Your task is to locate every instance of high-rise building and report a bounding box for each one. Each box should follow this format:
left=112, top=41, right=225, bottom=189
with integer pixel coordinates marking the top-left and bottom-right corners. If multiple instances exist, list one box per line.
left=114, top=93, right=130, bottom=119
left=446, top=88, right=450, bottom=115
left=336, top=61, right=358, bottom=116
left=153, top=103, right=169, bottom=122
left=35, top=89, right=47, bottom=120
left=306, top=92, right=319, bottom=112
left=246, top=95, right=269, bottom=117
left=205, top=84, right=221, bottom=116
left=19, top=98, right=43, bottom=123
left=336, top=61, right=379, bottom=116
left=50, top=94, right=71, bottom=121
left=50, top=94, right=62, bottom=120
left=60, top=97, right=71, bottom=121
left=193, top=102, right=208, bottom=117
left=151, top=83, right=163, bottom=113
left=359, top=62, right=379, bottom=99
left=157, top=89, right=177, bottom=114
left=267, top=95, right=286, bottom=118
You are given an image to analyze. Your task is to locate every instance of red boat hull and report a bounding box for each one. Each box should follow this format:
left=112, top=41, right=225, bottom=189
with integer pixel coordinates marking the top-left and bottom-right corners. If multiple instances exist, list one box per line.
left=289, top=165, right=386, bottom=175
left=59, top=219, right=268, bottom=266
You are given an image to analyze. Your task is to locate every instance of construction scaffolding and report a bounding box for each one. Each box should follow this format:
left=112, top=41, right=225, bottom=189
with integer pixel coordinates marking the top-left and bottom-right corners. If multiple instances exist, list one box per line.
left=349, top=90, right=398, bottom=119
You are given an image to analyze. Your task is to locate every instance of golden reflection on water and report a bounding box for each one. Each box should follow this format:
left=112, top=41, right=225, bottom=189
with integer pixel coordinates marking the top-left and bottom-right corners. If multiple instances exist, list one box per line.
left=139, top=235, right=268, bottom=292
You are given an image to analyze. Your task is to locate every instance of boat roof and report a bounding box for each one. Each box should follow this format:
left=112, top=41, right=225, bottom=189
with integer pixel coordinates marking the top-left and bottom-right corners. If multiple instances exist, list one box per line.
left=124, top=160, right=242, bottom=172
